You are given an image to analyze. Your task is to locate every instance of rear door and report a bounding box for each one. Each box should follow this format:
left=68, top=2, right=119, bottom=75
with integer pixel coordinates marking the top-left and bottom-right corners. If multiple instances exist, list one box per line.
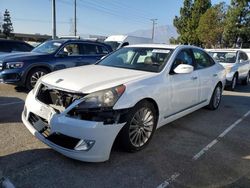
left=192, top=48, right=217, bottom=102
left=76, top=43, right=109, bottom=66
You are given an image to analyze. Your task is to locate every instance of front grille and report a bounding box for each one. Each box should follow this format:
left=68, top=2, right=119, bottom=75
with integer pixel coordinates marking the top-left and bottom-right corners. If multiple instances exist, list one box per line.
left=28, top=112, right=51, bottom=137
left=36, top=84, right=85, bottom=112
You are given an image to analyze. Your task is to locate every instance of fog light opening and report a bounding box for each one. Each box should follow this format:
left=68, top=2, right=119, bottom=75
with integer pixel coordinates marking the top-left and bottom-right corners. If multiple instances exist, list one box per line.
left=74, top=139, right=95, bottom=151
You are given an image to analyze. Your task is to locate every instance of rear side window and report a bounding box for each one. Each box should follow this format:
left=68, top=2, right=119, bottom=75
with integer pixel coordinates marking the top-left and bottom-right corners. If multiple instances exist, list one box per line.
left=193, top=49, right=215, bottom=69
left=81, top=43, right=109, bottom=55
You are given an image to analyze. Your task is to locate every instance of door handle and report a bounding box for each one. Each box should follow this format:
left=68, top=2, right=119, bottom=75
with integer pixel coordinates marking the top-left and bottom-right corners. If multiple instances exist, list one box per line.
left=191, top=76, right=198, bottom=80
left=213, top=74, right=218, bottom=77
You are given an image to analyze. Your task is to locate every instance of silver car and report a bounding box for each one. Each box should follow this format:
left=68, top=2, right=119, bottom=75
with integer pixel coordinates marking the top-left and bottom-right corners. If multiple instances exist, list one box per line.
left=207, top=49, right=250, bottom=90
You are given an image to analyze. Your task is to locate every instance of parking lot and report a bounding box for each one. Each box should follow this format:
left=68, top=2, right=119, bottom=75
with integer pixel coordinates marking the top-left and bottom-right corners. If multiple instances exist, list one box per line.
left=0, top=83, right=250, bottom=188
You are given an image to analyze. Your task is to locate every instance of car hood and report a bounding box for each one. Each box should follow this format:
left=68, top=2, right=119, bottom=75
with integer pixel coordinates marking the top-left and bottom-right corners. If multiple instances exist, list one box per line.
left=41, top=65, right=156, bottom=93
left=0, top=52, right=46, bottom=62
left=219, top=63, right=234, bottom=68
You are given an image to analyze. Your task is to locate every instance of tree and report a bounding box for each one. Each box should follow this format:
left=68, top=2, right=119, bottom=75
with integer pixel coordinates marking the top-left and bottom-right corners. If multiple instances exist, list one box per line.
left=2, top=9, right=14, bottom=38
left=197, top=3, right=227, bottom=48
left=169, top=37, right=179, bottom=44
left=189, top=0, right=212, bottom=45
left=173, top=0, right=211, bottom=46
left=223, top=0, right=250, bottom=48
left=173, top=0, right=193, bottom=44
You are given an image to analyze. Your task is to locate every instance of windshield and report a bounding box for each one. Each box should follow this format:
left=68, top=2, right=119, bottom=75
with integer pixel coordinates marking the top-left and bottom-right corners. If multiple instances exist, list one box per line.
left=104, top=41, right=121, bottom=51
left=32, top=40, right=63, bottom=54
left=98, top=47, right=173, bottom=73
left=209, top=52, right=237, bottom=63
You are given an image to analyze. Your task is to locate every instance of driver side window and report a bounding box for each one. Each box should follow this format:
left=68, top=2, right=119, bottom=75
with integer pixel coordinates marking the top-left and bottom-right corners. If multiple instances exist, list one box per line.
left=170, top=49, right=194, bottom=74
left=60, top=43, right=80, bottom=56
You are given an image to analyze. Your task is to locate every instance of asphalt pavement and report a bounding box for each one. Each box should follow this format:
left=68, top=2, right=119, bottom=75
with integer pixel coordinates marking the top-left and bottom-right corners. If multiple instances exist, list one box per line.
left=0, top=83, right=250, bottom=188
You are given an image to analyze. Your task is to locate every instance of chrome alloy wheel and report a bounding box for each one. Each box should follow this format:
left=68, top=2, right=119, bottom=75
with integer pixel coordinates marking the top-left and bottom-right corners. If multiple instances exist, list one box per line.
left=213, top=86, right=221, bottom=108
left=30, top=71, right=46, bottom=88
left=129, top=107, right=154, bottom=147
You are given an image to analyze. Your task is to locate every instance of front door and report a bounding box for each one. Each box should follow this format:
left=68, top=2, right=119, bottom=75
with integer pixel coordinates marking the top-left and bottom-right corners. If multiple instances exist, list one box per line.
left=166, top=49, right=199, bottom=118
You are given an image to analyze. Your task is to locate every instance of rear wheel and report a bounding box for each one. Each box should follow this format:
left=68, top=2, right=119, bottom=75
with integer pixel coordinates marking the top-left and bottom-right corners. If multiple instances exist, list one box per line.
left=242, top=72, right=250, bottom=85
left=26, top=68, right=48, bottom=90
left=120, top=101, right=157, bottom=152
left=207, top=84, right=222, bottom=110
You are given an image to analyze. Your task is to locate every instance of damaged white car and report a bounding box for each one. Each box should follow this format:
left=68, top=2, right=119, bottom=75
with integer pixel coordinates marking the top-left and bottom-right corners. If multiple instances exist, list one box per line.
left=22, top=44, right=226, bottom=162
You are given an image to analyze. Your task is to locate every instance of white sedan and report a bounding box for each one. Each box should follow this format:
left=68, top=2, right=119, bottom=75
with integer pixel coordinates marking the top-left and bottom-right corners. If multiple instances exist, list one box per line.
left=207, top=49, right=250, bottom=90
left=22, top=44, right=226, bottom=162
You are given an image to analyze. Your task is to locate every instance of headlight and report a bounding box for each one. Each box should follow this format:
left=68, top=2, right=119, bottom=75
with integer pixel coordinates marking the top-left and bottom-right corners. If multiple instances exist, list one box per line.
left=73, top=85, right=126, bottom=111
left=6, top=62, right=24, bottom=69
left=225, top=66, right=232, bottom=73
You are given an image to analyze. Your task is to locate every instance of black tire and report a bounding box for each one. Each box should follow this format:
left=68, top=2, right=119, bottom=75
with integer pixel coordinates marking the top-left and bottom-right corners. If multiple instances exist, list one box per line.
left=25, top=68, right=48, bottom=90
left=119, top=101, right=157, bottom=152
left=207, top=84, right=222, bottom=110
left=229, top=74, right=237, bottom=91
left=242, top=72, right=250, bottom=85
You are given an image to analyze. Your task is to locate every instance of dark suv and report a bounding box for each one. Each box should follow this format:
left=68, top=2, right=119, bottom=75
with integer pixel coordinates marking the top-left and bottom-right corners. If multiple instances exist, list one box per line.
left=0, top=39, right=112, bottom=90
left=0, top=39, right=34, bottom=54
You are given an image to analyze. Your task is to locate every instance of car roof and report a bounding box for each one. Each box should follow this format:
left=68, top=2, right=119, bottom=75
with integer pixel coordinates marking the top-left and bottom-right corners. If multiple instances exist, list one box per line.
left=206, top=49, right=241, bottom=53
left=126, top=44, right=180, bottom=49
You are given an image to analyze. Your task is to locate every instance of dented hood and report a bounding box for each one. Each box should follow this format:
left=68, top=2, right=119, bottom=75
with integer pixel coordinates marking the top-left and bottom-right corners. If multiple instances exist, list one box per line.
left=41, top=65, right=155, bottom=93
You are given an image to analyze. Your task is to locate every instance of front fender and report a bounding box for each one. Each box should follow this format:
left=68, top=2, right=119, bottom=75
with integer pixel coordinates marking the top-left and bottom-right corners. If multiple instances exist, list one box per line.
left=21, top=63, right=53, bottom=84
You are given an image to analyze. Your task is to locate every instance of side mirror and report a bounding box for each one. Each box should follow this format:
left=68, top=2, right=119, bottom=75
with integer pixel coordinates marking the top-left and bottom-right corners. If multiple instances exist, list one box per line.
left=174, top=64, right=194, bottom=74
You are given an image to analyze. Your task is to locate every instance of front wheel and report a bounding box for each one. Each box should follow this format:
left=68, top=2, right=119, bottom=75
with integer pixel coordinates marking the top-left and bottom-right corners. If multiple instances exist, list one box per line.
left=26, top=68, right=48, bottom=90
left=207, top=84, right=222, bottom=110
left=120, top=101, right=157, bottom=152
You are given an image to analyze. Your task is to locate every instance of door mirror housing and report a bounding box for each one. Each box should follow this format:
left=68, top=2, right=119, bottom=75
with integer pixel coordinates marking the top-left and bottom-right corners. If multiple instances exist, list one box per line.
left=174, top=64, right=194, bottom=74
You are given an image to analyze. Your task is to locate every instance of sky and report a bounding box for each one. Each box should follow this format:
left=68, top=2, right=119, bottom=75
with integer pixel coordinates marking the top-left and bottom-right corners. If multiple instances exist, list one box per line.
left=0, top=0, right=231, bottom=36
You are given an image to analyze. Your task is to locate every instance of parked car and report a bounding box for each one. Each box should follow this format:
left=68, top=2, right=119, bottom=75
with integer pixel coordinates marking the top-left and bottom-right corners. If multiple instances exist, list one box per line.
left=207, top=49, right=250, bottom=90
left=22, top=44, right=226, bottom=162
left=105, top=35, right=153, bottom=51
left=0, top=39, right=34, bottom=55
left=0, top=39, right=112, bottom=90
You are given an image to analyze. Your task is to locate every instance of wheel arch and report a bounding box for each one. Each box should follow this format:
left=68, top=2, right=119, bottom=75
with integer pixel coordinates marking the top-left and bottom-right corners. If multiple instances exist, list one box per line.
left=23, top=64, right=52, bottom=84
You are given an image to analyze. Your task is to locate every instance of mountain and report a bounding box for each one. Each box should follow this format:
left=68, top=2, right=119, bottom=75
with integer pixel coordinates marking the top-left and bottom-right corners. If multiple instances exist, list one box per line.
left=127, top=25, right=178, bottom=44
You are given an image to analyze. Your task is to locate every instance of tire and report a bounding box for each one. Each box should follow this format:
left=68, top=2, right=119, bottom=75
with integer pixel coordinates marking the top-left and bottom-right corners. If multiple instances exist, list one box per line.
left=242, top=72, right=250, bottom=85
left=229, top=74, right=237, bottom=91
left=120, top=101, right=157, bottom=152
left=25, top=68, right=48, bottom=90
left=207, top=84, right=222, bottom=110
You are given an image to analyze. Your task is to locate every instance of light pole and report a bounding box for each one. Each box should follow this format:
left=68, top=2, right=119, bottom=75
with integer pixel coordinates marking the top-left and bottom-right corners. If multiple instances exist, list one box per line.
left=52, top=0, right=56, bottom=39
left=74, top=0, right=77, bottom=36
left=151, top=19, right=157, bottom=41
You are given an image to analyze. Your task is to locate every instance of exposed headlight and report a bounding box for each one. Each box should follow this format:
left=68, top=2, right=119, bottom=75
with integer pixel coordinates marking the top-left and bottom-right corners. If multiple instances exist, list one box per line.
left=6, top=62, right=24, bottom=69
left=72, top=85, right=126, bottom=111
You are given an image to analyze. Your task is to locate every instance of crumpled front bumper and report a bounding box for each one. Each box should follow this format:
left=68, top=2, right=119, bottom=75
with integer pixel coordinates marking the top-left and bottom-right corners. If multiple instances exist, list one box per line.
left=22, top=91, right=126, bottom=162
